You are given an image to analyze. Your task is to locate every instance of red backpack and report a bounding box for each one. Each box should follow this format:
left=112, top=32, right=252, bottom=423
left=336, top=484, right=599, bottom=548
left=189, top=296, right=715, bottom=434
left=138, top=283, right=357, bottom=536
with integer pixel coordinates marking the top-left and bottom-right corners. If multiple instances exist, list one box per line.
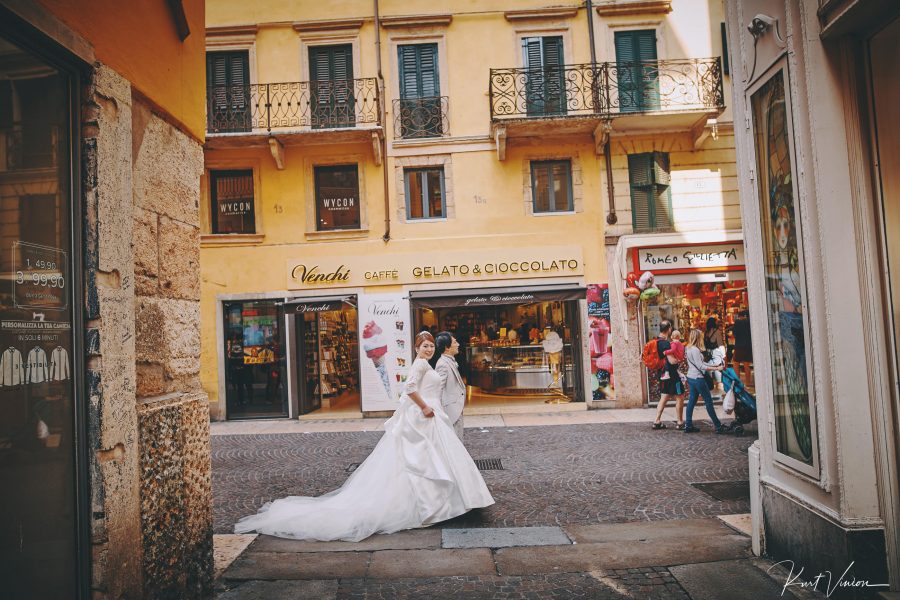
left=641, top=339, right=666, bottom=370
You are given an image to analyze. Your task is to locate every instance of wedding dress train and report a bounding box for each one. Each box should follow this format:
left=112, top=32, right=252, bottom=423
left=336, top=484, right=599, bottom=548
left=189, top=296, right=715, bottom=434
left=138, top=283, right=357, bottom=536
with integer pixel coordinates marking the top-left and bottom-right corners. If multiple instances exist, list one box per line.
left=234, top=358, right=494, bottom=541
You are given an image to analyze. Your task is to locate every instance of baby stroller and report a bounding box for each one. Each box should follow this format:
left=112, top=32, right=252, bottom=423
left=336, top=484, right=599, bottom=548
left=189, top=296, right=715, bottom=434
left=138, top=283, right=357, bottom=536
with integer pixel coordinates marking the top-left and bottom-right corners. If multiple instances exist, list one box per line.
left=720, top=367, right=757, bottom=436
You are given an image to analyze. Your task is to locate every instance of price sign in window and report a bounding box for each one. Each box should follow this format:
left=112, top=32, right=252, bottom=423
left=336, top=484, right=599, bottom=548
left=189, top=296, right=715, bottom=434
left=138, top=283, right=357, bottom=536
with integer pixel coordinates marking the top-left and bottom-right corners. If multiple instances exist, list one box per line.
left=13, top=241, right=68, bottom=311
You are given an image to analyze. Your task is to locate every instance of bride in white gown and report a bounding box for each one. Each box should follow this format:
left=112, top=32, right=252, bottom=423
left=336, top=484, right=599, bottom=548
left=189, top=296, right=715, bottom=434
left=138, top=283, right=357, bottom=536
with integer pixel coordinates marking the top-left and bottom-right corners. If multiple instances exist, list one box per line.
left=234, top=331, right=494, bottom=541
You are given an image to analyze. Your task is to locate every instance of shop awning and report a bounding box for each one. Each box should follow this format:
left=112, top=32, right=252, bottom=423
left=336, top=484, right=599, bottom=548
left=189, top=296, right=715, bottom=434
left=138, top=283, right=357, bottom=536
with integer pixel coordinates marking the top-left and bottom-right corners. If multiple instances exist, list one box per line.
left=408, top=285, right=586, bottom=309
left=284, top=295, right=356, bottom=312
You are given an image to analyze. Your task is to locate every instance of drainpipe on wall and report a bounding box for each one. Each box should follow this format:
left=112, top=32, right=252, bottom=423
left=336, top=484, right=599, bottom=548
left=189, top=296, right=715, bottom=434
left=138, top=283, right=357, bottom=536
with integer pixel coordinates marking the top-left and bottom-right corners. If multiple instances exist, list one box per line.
left=375, top=0, right=391, bottom=242
left=605, top=139, right=617, bottom=224
left=585, top=0, right=618, bottom=225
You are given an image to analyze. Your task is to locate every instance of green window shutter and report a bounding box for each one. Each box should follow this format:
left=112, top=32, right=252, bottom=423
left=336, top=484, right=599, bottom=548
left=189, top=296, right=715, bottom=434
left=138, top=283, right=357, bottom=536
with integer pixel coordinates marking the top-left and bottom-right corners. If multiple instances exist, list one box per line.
left=652, top=152, right=670, bottom=185
left=523, top=37, right=543, bottom=69
left=654, top=187, right=673, bottom=230
left=309, top=45, right=355, bottom=128
left=309, top=45, right=353, bottom=81
left=630, top=187, right=653, bottom=231
left=628, top=153, right=653, bottom=186
left=542, top=36, right=564, bottom=67
left=399, top=44, right=439, bottom=99
left=615, top=30, right=658, bottom=112
left=635, top=30, right=658, bottom=62
left=398, top=45, right=419, bottom=98
left=614, top=31, right=637, bottom=63
left=419, top=44, right=439, bottom=97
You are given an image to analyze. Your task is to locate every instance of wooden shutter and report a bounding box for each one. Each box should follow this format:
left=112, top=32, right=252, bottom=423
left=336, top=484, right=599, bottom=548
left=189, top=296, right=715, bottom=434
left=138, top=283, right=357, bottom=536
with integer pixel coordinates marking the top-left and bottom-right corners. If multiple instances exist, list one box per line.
left=652, top=152, right=670, bottom=185
left=628, top=153, right=652, bottom=186
left=615, top=31, right=657, bottom=112
left=635, top=30, right=658, bottom=62
left=542, top=36, right=564, bottom=68
left=629, top=153, right=653, bottom=231
left=630, top=187, right=653, bottom=231
left=653, top=187, right=673, bottom=229
left=398, top=44, right=438, bottom=98
left=523, top=37, right=543, bottom=69
left=398, top=45, right=420, bottom=98
left=614, top=31, right=637, bottom=63
left=418, top=44, right=439, bottom=98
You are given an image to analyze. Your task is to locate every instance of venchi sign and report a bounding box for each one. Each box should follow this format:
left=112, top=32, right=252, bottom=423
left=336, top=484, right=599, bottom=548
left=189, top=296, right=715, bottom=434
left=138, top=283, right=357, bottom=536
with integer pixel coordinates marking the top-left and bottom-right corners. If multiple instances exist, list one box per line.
left=287, top=246, right=585, bottom=289
left=290, top=264, right=351, bottom=285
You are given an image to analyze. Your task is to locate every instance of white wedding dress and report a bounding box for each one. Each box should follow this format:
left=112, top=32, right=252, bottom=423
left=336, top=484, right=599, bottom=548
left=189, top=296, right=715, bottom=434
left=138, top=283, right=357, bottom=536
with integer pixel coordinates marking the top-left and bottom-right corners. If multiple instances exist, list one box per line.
left=234, top=358, right=494, bottom=541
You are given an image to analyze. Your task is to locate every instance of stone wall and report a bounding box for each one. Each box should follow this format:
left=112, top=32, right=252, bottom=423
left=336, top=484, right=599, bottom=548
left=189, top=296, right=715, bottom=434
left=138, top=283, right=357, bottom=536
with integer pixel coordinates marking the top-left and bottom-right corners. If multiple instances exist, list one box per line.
left=84, top=64, right=212, bottom=599
left=605, top=243, right=645, bottom=408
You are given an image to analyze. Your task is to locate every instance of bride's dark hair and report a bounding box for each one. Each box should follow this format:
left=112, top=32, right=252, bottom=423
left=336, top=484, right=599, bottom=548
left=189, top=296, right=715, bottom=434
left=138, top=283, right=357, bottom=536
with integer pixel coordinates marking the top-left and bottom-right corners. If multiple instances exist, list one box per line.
left=430, top=331, right=453, bottom=368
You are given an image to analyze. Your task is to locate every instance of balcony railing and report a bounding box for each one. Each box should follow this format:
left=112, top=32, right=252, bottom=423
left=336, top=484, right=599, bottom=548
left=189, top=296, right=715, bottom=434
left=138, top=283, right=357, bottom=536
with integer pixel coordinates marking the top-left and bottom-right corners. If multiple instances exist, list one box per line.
left=1, top=126, right=58, bottom=171
left=207, top=77, right=380, bottom=134
left=392, top=96, right=449, bottom=139
left=489, top=58, right=724, bottom=120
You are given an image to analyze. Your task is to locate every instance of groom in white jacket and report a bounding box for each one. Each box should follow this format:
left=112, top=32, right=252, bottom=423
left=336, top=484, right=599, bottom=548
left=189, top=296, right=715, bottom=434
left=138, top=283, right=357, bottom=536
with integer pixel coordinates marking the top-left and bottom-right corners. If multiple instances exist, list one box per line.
left=435, top=332, right=465, bottom=440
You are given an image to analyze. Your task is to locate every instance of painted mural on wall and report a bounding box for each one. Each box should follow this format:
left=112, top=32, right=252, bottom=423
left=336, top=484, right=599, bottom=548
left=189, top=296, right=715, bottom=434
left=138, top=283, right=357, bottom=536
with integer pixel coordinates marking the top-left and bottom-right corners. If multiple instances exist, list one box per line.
left=751, top=69, right=814, bottom=465
left=587, top=284, right=615, bottom=400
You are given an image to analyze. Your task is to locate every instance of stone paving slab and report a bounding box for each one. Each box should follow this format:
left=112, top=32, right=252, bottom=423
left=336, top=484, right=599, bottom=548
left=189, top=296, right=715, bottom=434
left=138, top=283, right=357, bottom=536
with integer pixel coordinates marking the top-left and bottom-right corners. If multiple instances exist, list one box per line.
left=495, top=534, right=751, bottom=576
left=367, top=548, right=496, bottom=579
left=563, top=517, right=732, bottom=544
left=217, top=579, right=338, bottom=600
left=223, top=550, right=369, bottom=581
left=670, top=559, right=802, bottom=600
left=442, top=526, right=572, bottom=549
left=333, top=569, right=691, bottom=600
left=718, top=513, right=753, bottom=537
left=214, top=534, right=258, bottom=579
left=250, top=529, right=441, bottom=553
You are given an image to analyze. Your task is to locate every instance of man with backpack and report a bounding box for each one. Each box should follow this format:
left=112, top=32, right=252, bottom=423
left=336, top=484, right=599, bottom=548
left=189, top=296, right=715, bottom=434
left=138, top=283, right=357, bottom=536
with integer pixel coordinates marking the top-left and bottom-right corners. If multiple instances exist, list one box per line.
left=644, top=319, right=685, bottom=430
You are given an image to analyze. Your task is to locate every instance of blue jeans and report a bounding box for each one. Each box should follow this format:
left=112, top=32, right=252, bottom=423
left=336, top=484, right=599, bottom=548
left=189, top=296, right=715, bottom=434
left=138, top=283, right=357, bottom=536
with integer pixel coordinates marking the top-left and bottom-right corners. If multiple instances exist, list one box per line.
left=686, top=377, right=722, bottom=430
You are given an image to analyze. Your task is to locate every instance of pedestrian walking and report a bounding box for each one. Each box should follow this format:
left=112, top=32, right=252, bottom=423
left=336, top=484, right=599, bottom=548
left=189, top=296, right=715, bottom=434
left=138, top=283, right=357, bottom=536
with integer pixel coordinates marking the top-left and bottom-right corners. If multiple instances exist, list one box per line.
left=704, top=317, right=726, bottom=393
left=432, top=331, right=465, bottom=441
left=684, top=329, right=725, bottom=433
left=647, top=320, right=685, bottom=430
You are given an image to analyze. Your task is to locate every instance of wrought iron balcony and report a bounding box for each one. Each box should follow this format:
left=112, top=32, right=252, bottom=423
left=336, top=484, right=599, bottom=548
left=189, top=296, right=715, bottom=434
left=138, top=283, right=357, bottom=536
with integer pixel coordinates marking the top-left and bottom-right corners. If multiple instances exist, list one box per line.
left=392, top=96, right=449, bottom=139
left=489, top=58, right=724, bottom=120
left=207, top=77, right=380, bottom=134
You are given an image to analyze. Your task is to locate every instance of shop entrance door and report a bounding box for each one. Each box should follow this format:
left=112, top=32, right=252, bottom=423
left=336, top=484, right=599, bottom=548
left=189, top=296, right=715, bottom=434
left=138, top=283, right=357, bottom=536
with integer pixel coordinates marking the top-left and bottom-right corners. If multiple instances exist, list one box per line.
left=289, top=299, right=360, bottom=416
left=0, top=28, right=87, bottom=598
left=640, top=274, right=751, bottom=406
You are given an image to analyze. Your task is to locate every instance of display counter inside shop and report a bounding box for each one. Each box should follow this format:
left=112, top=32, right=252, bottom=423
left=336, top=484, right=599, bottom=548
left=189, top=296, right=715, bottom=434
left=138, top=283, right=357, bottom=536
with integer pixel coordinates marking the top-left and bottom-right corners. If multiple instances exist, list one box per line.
left=466, top=343, right=573, bottom=392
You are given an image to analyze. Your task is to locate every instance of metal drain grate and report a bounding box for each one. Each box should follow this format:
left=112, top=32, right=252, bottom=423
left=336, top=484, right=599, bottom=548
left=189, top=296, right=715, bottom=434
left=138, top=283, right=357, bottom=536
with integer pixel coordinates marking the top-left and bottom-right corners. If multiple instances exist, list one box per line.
left=474, top=458, right=504, bottom=471
left=346, top=462, right=360, bottom=473
left=691, top=480, right=750, bottom=501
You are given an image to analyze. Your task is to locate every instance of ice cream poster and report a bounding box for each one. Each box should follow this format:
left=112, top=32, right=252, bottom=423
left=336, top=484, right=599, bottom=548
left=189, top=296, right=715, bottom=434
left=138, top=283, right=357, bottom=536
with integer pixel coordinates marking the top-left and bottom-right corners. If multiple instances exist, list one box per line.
left=586, top=284, right=615, bottom=400
left=358, top=294, right=412, bottom=412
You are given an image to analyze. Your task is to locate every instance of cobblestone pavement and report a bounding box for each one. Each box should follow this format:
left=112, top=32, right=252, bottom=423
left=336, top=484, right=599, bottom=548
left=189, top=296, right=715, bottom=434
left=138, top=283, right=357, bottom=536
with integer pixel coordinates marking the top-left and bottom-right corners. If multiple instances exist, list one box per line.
left=212, top=421, right=756, bottom=534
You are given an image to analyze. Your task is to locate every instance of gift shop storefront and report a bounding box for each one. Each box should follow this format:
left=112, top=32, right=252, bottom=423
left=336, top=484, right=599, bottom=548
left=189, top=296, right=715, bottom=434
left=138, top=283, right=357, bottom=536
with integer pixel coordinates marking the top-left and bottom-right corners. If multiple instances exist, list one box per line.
left=616, top=234, right=749, bottom=406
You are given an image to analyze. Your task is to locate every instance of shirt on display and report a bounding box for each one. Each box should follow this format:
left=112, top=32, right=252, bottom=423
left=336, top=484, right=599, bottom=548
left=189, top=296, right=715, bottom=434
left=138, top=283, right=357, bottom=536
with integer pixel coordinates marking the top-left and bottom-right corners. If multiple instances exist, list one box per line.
left=26, top=346, right=49, bottom=384
left=49, top=346, right=70, bottom=381
left=0, top=347, right=25, bottom=386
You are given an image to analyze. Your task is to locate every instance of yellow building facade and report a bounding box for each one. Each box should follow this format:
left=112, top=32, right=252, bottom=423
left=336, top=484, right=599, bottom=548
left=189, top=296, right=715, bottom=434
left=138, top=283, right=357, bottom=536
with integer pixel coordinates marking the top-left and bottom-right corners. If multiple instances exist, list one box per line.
left=202, top=0, right=741, bottom=421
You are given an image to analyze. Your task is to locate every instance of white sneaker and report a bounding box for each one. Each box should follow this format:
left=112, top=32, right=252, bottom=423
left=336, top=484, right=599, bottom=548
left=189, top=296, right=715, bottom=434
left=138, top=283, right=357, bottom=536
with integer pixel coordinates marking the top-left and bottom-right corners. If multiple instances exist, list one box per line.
left=36, top=420, right=49, bottom=440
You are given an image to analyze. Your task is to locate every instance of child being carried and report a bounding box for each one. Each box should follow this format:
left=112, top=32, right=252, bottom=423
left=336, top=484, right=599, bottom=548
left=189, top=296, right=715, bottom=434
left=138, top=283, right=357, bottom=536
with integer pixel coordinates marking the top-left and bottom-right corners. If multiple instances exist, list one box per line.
left=660, top=330, right=685, bottom=380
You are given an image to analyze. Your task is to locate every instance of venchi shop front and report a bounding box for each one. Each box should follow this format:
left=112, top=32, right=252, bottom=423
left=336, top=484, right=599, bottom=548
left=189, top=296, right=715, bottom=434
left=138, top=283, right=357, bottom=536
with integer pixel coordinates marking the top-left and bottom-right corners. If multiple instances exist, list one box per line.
left=212, top=245, right=611, bottom=420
